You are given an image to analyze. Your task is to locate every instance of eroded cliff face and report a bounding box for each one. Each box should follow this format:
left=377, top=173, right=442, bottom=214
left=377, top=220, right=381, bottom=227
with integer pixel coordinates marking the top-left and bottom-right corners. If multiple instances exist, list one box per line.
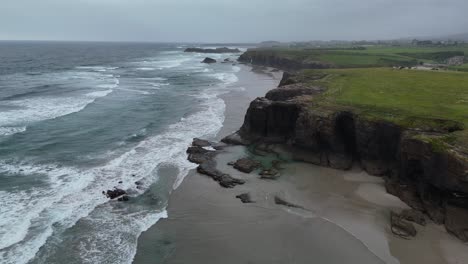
left=238, top=50, right=332, bottom=71
left=230, top=72, right=468, bottom=241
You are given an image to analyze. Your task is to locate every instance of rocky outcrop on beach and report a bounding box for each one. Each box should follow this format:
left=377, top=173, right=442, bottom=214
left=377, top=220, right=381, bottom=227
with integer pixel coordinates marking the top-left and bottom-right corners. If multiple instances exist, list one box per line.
left=233, top=158, right=261, bottom=173
left=223, top=71, right=468, bottom=242
left=236, top=193, right=254, bottom=203
left=202, top=57, right=217, bottom=64
left=186, top=138, right=245, bottom=188
left=238, top=49, right=332, bottom=71
left=185, top=47, right=241, bottom=53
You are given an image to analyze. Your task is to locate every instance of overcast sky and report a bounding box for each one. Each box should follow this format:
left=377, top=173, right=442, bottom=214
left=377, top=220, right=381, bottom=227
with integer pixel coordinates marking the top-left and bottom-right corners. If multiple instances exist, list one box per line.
left=1, top=0, right=467, bottom=42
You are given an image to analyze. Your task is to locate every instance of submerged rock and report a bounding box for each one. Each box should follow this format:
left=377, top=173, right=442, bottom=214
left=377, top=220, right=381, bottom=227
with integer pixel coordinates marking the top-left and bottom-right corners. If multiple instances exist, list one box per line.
left=192, top=138, right=212, bottom=148
left=106, top=188, right=126, bottom=199
left=202, top=57, right=217, bottom=64
left=118, top=195, right=130, bottom=202
left=186, top=146, right=215, bottom=164
left=236, top=193, right=254, bottom=203
left=233, top=158, right=261, bottom=173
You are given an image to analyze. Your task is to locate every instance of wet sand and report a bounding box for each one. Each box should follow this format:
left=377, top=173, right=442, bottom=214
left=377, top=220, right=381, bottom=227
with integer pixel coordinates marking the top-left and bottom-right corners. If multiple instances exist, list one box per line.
left=133, top=65, right=468, bottom=264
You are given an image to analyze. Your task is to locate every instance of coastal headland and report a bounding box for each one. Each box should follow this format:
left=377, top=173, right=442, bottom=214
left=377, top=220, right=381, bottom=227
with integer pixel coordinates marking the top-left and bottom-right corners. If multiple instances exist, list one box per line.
left=135, top=45, right=468, bottom=264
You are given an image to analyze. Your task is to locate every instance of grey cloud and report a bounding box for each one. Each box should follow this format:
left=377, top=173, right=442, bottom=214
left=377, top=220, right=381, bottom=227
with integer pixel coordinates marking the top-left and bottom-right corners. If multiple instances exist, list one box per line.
left=1, top=0, right=467, bottom=42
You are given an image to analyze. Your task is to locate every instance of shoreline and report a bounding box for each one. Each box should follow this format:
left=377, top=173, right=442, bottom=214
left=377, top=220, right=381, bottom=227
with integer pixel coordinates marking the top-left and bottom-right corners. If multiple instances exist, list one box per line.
left=133, top=64, right=468, bottom=264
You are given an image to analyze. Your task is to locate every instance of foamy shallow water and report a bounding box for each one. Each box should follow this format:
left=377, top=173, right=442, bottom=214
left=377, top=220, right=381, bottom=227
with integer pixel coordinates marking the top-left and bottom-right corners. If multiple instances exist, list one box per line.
left=0, top=42, right=245, bottom=264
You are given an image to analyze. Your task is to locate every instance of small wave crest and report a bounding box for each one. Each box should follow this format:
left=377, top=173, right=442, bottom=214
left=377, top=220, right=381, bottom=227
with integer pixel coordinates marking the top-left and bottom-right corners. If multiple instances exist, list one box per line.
left=0, top=68, right=119, bottom=136
left=0, top=85, right=226, bottom=264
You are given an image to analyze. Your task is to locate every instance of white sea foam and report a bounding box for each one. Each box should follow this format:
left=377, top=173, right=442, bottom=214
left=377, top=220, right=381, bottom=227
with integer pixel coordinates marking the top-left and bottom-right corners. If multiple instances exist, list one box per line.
left=0, top=126, right=27, bottom=136
left=211, top=72, right=239, bottom=86
left=134, top=57, right=192, bottom=70
left=0, top=49, right=237, bottom=263
left=0, top=92, right=112, bottom=131
left=76, top=66, right=119, bottom=72
left=85, top=89, right=113, bottom=97
left=0, top=69, right=118, bottom=136
left=0, top=84, right=226, bottom=264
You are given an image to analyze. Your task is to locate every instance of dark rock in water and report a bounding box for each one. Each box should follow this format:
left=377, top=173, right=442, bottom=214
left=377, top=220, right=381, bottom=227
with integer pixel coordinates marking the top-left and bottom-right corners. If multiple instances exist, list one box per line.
left=236, top=193, right=254, bottom=203
left=227, top=161, right=235, bottom=166
left=224, top=58, right=231, bottom=62
left=184, top=47, right=241, bottom=53
left=187, top=146, right=215, bottom=164
left=233, top=158, right=261, bottom=173
left=106, top=188, right=126, bottom=199
left=274, top=196, right=304, bottom=209
left=192, top=138, right=212, bottom=148
left=118, top=181, right=123, bottom=184
left=202, top=57, right=217, bottom=64
left=399, top=209, right=426, bottom=226
left=259, top=169, right=279, bottom=179
left=135, top=181, right=143, bottom=186
left=390, top=212, right=417, bottom=239
left=118, top=195, right=130, bottom=202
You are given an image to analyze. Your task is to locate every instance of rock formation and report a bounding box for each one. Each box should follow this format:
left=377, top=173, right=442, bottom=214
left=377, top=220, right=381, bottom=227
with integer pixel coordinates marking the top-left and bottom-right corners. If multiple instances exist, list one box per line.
left=202, top=57, right=217, bottom=64
left=105, top=188, right=126, bottom=199
left=238, top=50, right=333, bottom=71
left=186, top=138, right=245, bottom=188
left=233, top=158, right=261, bottom=173
left=236, top=193, right=254, bottom=203
left=223, top=71, right=468, bottom=242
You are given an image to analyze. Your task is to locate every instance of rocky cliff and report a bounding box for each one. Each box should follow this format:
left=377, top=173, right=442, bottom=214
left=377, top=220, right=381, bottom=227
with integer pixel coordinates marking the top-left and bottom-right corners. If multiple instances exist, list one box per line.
left=224, top=72, right=468, bottom=242
left=238, top=50, right=332, bottom=71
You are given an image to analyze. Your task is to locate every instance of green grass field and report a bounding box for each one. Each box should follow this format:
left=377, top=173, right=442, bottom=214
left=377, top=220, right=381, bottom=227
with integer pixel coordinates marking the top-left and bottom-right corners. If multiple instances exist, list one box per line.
left=299, top=68, right=468, bottom=151
left=449, top=63, right=468, bottom=72
left=249, top=44, right=468, bottom=68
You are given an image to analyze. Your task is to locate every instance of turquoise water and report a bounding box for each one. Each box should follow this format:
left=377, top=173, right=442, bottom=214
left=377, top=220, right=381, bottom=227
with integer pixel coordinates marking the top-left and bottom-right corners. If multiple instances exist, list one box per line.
left=0, top=41, right=245, bottom=263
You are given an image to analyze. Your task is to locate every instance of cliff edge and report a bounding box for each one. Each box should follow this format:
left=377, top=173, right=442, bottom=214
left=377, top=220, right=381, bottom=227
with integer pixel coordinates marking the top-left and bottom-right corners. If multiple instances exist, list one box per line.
left=224, top=68, right=468, bottom=242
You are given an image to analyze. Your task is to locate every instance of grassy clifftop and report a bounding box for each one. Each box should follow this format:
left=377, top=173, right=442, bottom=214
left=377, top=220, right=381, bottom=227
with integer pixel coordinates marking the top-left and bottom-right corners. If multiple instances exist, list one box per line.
left=241, top=45, right=468, bottom=69
left=297, top=68, right=468, bottom=152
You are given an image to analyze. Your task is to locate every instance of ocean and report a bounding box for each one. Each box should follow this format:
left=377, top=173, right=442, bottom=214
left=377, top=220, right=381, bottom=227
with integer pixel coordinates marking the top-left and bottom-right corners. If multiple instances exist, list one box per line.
left=0, top=41, right=245, bottom=264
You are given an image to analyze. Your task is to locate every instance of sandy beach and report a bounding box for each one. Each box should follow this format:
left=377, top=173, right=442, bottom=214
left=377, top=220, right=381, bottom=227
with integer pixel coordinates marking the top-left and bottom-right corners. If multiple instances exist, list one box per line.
left=133, top=65, right=468, bottom=264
